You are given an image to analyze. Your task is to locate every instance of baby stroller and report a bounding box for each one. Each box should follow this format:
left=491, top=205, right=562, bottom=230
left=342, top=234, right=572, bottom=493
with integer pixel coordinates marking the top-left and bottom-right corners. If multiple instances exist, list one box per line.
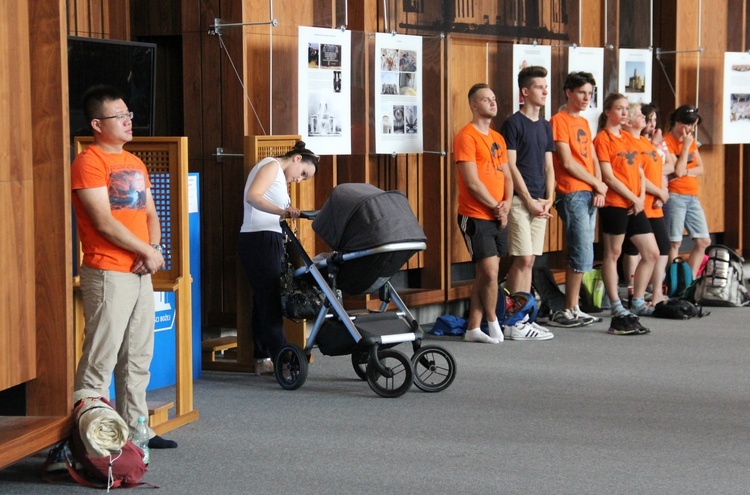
left=277, top=183, right=457, bottom=398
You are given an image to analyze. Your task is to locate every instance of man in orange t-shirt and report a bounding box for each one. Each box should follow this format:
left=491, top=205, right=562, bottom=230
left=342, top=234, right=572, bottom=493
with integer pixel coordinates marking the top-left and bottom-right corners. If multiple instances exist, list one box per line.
left=454, top=83, right=513, bottom=344
left=71, top=85, right=176, bottom=450
left=548, top=72, right=607, bottom=328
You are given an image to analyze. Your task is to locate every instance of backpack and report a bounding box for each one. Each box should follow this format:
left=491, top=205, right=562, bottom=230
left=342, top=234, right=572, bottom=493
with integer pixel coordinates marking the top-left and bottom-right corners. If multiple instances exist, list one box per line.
left=652, top=298, right=708, bottom=320
left=694, top=244, right=750, bottom=307
left=43, top=398, right=152, bottom=490
left=664, top=257, right=693, bottom=298
left=532, top=267, right=566, bottom=318
left=503, top=292, right=539, bottom=326
left=580, top=265, right=609, bottom=312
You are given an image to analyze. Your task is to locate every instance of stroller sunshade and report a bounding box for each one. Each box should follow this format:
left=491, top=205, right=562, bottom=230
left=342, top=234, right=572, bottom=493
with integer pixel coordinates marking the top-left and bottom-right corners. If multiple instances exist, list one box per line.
left=312, top=183, right=427, bottom=251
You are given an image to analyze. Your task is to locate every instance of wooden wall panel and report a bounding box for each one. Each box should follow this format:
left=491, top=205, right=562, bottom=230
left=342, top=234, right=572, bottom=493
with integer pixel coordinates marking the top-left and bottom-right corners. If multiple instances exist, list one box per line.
left=26, top=0, right=75, bottom=417
left=0, top=0, right=36, bottom=391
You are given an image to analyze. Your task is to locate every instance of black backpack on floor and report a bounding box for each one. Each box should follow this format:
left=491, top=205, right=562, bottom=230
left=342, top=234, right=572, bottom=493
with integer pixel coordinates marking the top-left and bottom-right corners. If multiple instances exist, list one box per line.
left=652, top=298, right=708, bottom=320
left=532, top=267, right=566, bottom=318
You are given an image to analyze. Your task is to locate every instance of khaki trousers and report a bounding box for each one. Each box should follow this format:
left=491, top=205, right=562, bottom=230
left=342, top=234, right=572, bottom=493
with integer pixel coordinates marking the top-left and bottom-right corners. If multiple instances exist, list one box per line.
left=75, top=264, right=155, bottom=435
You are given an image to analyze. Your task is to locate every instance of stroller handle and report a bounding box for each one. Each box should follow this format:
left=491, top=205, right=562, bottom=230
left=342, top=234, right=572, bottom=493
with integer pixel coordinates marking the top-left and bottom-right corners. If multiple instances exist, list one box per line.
left=299, top=210, right=319, bottom=220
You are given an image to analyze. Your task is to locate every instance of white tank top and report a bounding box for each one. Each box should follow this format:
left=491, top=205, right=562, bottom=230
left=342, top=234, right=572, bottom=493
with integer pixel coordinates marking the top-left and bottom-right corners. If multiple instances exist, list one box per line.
left=240, top=157, right=289, bottom=233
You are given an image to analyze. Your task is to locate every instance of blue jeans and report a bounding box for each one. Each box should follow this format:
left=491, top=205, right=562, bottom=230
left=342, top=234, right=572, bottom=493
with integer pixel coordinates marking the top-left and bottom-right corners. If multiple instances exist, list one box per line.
left=555, top=191, right=597, bottom=272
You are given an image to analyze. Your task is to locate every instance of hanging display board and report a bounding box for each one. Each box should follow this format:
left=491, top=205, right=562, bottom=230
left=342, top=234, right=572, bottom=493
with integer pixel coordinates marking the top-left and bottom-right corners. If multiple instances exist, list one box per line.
left=512, top=44, right=552, bottom=119
left=618, top=48, right=652, bottom=104
left=298, top=26, right=352, bottom=155
left=722, top=51, right=750, bottom=144
left=374, top=33, right=423, bottom=154
left=568, top=46, right=604, bottom=136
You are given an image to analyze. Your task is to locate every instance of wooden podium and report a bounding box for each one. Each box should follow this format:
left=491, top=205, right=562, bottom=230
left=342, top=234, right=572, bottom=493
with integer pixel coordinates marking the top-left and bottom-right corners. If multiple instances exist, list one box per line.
left=73, top=137, right=199, bottom=433
left=202, top=134, right=316, bottom=372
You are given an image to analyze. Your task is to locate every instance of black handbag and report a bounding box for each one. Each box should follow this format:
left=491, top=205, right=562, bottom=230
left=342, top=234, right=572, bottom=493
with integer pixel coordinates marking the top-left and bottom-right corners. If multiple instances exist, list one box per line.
left=280, top=240, right=325, bottom=320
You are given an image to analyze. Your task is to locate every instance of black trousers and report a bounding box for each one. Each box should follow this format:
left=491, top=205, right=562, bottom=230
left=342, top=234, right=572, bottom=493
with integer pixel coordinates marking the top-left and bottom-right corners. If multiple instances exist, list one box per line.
left=238, top=231, right=288, bottom=360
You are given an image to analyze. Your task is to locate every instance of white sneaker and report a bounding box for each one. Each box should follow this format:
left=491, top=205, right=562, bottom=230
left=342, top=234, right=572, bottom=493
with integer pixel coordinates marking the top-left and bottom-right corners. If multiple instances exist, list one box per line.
left=572, top=305, right=601, bottom=325
left=503, top=316, right=554, bottom=341
left=254, top=358, right=274, bottom=376
left=529, top=321, right=553, bottom=336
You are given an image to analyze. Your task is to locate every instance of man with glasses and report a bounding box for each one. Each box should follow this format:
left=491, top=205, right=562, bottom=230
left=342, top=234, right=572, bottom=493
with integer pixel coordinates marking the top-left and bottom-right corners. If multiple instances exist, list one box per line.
left=71, top=85, right=177, bottom=450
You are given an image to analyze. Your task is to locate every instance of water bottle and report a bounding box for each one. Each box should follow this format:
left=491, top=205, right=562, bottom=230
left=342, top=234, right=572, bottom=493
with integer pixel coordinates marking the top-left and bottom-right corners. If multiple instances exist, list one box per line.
left=627, top=274, right=635, bottom=309
left=134, top=416, right=150, bottom=464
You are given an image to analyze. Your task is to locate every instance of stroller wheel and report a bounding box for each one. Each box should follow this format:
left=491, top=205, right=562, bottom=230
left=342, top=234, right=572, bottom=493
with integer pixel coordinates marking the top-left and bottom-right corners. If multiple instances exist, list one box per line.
left=274, top=344, right=308, bottom=391
left=411, top=345, right=457, bottom=393
left=351, top=350, right=369, bottom=381
left=366, top=349, right=413, bottom=398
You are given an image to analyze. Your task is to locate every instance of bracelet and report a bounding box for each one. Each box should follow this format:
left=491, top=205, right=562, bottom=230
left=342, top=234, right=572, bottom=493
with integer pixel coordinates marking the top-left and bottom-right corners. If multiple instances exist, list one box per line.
left=150, top=243, right=163, bottom=253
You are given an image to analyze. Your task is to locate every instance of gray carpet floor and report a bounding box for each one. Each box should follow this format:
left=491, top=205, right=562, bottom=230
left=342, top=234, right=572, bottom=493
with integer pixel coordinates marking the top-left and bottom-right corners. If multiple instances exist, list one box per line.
left=2, top=306, right=749, bottom=494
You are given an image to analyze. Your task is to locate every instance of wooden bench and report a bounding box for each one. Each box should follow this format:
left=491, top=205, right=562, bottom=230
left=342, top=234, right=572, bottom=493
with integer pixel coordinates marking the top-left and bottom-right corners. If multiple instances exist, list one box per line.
left=148, top=401, right=174, bottom=428
left=201, top=336, right=238, bottom=364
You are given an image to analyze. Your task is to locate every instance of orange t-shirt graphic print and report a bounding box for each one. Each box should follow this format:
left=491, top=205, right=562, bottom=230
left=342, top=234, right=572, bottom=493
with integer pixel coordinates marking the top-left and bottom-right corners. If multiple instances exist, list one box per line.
left=664, top=132, right=700, bottom=196
left=453, top=123, right=507, bottom=220
left=594, top=129, right=641, bottom=209
left=551, top=111, right=596, bottom=194
left=72, top=145, right=152, bottom=273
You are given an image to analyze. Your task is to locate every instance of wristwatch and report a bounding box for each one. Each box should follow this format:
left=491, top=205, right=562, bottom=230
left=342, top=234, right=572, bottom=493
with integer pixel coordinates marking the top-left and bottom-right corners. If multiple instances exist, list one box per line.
left=150, top=243, right=163, bottom=253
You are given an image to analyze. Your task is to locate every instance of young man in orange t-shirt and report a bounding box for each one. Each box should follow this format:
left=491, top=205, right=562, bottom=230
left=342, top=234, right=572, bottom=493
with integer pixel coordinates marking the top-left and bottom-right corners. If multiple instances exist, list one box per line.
left=549, top=72, right=607, bottom=328
left=454, top=83, right=513, bottom=344
left=71, top=85, right=176, bottom=450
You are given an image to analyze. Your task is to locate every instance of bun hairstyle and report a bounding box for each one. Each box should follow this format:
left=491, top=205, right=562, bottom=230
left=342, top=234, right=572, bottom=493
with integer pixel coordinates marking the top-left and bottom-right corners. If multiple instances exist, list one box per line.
left=669, top=104, right=702, bottom=127
left=283, top=140, right=319, bottom=169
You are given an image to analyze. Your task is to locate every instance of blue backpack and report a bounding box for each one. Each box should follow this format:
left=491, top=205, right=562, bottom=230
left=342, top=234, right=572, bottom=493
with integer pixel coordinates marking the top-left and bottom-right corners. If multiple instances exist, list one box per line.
left=665, top=257, right=693, bottom=297
left=503, top=291, right=539, bottom=326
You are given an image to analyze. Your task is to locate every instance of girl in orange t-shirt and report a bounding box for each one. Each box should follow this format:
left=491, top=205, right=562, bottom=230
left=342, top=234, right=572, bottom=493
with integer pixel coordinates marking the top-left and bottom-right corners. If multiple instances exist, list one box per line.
left=663, top=104, right=711, bottom=276
left=594, top=94, right=659, bottom=326
left=621, top=103, right=672, bottom=305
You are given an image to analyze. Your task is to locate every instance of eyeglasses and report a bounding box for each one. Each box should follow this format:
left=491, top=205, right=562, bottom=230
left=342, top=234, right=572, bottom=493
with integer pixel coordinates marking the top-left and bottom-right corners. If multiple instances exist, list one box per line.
left=96, top=111, right=134, bottom=121
left=684, top=107, right=699, bottom=113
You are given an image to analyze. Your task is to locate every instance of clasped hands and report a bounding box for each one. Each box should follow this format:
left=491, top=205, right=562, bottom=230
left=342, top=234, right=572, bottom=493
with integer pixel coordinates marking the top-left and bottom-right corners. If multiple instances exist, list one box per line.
left=132, top=251, right=166, bottom=275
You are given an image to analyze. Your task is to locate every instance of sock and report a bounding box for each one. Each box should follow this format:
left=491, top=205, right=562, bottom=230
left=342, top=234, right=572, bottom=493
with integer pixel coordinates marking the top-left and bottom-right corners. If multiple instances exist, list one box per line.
left=464, top=327, right=500, bottom=344
left=148, top=435, right=178, bottom=449
left=487, top=319, right=504, bottom=341
left=610, top=299, right=630, bottom=317
left=632, top=298, right=646, bottom=308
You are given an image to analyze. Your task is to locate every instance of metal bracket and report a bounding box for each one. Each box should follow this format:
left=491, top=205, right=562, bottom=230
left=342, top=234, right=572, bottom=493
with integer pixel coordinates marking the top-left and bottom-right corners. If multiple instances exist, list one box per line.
left=213, top=147, right=244, bottom=163
left=209, top=17, right=278, bottom=36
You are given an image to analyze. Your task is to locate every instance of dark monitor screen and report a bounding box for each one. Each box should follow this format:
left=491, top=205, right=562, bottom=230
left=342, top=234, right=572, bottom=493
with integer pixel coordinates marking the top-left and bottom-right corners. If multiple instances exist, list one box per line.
left=67, top=36, right=156, bottom=139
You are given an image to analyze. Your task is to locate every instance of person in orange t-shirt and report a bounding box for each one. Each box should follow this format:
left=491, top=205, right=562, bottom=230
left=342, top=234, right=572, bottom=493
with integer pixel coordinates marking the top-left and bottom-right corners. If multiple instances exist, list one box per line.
left=595, top=94, right=659, bottom=331
left=454, top=83, right=513, bottom=344
left=71, top=85, right=176, bottom=450
left=548, top=72, right=607, bottom=328
left=621, top=103, right=672, bottom=306
left=663, top=104, right=710, bottom=277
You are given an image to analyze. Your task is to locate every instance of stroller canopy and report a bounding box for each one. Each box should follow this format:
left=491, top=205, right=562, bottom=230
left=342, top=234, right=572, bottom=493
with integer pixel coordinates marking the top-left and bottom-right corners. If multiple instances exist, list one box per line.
left=313, top=183, right=426, bottom=251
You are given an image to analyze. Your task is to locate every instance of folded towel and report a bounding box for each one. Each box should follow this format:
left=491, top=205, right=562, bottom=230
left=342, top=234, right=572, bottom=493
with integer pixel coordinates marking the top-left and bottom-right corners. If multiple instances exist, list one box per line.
left=73, top=389, right=129, bottom=458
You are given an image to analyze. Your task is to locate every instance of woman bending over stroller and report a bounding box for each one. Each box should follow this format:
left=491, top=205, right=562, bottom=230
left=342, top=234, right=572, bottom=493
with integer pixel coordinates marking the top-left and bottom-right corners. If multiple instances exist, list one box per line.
left=238, top=141, right=319, bottom=374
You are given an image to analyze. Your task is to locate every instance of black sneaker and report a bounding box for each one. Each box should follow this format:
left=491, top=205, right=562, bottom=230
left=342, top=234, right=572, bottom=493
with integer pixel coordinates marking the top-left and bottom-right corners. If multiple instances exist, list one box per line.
left=607, top=315, right=641, bottom=335
left=548, top=309, right=582, bottom=328
left=625, top=314, right=651, bottom=334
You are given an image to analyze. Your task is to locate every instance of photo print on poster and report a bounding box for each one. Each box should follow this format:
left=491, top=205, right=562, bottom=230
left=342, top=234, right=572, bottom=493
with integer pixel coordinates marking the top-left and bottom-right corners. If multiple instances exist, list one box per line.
left=298, top=26, right=351, bottom=155
left=374, top=33, right=423, bottom=154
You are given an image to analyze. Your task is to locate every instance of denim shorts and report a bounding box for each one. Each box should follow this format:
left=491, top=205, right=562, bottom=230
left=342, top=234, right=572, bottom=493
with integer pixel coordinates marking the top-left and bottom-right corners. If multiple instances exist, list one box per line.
left=554, top=191, right=596, bottom=272
left=663, top=193, right=710, bottom=242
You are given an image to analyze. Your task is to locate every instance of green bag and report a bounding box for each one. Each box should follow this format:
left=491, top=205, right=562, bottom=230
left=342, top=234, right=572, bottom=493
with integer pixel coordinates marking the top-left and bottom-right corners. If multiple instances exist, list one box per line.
left=580, top=265, right=608, bottom=312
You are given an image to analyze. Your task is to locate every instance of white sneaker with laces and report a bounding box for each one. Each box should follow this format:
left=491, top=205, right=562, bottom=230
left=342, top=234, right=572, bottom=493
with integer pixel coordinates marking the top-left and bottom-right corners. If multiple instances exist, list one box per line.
left=572, top=305, right=601, bottom=325
left=503, top=315, right=554, bottom=341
